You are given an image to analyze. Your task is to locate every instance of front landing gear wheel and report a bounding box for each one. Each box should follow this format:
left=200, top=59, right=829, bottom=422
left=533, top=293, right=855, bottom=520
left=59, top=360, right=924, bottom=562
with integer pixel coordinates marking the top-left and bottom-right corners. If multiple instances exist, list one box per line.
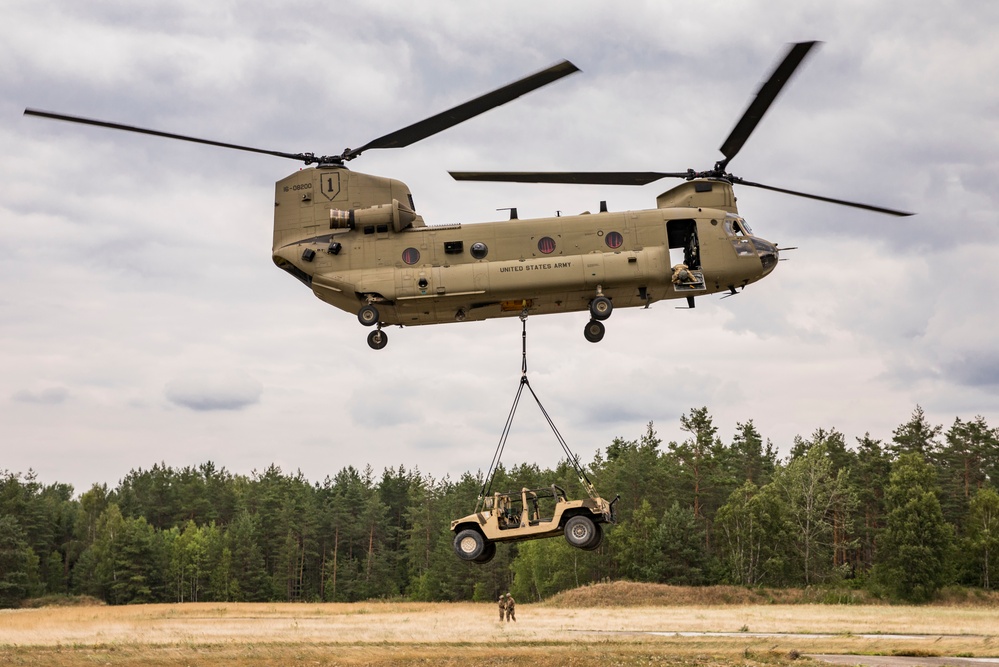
left=357, top=304, right=379, bottom=327
left=589, top=295, right=613, bottom=321
left=367, top=329, right=388, bottom=350
left=453, top=529, right=486, bottom=561
left=583, top=319, right=605, bottom=343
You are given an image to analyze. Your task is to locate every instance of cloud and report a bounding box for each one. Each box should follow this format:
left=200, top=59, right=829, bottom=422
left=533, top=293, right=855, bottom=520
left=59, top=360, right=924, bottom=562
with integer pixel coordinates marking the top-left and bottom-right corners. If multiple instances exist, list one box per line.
left=11, top=387, right=70, bottom=405
left=164, top=371, right=262, bottom=411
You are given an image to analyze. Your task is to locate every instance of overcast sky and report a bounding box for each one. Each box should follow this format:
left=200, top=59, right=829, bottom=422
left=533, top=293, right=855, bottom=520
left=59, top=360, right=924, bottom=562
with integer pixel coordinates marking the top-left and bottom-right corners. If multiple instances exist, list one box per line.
left=3, top=1, right=998, bottom=494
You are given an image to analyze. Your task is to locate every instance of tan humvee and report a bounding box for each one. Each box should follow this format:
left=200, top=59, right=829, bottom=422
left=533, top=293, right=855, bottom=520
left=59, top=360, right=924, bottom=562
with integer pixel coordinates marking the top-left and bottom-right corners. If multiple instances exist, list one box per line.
left=450, top=484, right=616, bottom=564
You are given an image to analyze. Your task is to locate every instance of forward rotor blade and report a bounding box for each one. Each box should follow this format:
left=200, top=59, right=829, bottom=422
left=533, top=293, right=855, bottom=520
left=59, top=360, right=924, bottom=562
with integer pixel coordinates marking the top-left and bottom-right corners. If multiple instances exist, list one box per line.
left=449, top=170, right=690, bottom=185
left=345, top=60, right=580, bottom=160
left=734, top=178, right=915, bottom=216
left=718, top=41, right=820, bottom=168
left=23, top=108, right=313, bottom=162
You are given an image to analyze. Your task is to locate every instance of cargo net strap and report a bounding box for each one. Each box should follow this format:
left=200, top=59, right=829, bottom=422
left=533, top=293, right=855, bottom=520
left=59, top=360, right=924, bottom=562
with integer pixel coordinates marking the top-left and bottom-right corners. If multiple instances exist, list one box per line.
left=479, top=317, right=593, bottom=503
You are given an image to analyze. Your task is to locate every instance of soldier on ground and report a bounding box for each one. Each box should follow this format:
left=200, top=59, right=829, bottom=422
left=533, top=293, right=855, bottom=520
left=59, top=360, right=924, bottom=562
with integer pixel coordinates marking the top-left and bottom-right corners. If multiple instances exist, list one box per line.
left=505, top=593, right=516, bottom=622
left=498, top=594, right=507, bottom=622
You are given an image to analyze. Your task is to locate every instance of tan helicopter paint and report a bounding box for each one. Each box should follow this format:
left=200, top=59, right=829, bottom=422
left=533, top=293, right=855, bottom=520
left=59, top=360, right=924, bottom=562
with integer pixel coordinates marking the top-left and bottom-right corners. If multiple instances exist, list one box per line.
left=25, top=45, right=908, bottom=349
left=271, top=166, right=777, bottom=339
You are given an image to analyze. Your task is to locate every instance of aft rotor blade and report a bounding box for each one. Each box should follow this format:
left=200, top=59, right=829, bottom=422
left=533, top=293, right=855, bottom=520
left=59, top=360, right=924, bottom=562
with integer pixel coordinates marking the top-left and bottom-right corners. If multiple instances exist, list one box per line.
left=345, top=60, right=580, bottom=160
left=24, top=108, right=314, bottom=162
left=450, top=170, right=690, bottom=185
left=734, top=177, right=915, bottom=216
left=718, top=41, right=820, bottom=169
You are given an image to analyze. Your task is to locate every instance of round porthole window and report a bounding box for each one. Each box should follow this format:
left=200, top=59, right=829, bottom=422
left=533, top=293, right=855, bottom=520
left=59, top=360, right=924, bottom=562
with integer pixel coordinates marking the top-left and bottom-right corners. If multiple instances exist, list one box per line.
left=605, top=231, right=624, bottom=249
left=538, top=237, right=556, bottom=254
left=402, top=247, right=420, bottom=265
left=470, top=242, right=488, bottom=259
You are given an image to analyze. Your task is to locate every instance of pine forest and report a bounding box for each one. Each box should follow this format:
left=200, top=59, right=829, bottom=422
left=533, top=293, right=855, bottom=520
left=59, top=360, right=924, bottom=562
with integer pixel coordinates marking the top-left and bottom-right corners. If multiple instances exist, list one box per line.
left=2, top=405, right=998, bottom=608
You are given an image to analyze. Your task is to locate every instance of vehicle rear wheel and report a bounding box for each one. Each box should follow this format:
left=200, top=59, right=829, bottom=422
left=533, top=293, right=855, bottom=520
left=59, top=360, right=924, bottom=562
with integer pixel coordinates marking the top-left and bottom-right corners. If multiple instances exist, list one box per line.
left=453, top=529, right=486, bottom=561
left=473, top=540, right=497, bottom=564
left=564, top=515, right=598, bottom=549
left=581, top=522, right=603, bottom=550
left=583, top=319, right=605, bottom=343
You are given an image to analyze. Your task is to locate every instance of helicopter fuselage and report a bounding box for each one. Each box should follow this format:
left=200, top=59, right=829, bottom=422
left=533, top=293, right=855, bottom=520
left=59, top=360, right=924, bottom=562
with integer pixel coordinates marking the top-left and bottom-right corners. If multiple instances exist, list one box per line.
left=271, top=167, right=778, bottom=346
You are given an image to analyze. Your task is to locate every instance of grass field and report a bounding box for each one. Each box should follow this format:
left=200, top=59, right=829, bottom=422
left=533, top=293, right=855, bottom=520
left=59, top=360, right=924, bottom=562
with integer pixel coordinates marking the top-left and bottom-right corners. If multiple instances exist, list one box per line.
left=2, top=584, right=997, bottom=666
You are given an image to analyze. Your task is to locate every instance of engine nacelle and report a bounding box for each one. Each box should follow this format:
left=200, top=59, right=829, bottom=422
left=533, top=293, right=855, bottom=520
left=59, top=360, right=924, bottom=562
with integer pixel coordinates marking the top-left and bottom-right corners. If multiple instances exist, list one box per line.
left=330, top=199, right=417, bottom=233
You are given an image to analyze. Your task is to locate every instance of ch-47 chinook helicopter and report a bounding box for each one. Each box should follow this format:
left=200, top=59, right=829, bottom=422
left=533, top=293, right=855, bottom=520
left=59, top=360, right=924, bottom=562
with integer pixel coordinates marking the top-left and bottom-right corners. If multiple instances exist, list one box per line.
left=25, top=41, right=911, bottom=350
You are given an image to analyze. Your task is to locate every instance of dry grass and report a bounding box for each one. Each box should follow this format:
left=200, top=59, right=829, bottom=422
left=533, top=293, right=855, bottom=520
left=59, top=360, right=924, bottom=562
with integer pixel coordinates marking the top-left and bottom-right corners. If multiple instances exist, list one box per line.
left=545, top=581, right=999, bottom=608
left=1, top=588, right=997, bottom=667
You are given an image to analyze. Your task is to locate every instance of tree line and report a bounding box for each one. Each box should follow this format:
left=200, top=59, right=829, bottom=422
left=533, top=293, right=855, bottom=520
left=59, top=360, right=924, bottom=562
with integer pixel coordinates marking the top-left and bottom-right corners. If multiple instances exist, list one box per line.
left=2, top=405, right=998, bottom=608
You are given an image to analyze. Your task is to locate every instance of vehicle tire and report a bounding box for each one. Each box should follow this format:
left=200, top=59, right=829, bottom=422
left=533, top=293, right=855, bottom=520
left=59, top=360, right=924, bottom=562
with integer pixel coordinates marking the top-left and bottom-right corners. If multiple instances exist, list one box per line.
left=589, top=296, right=613, bottom=321
left=583, top=319, right=605, bottom=343
left=581, top=522, right=603, bottom=551
left=453, top=529, right=486, bottom=561
left=357, top=304, right=379, bottom=327
left=366, top=329, right=388, bottom=350
left=564, top=515, right=598, bottom=549
left=473, top=540, right=497, bottom=564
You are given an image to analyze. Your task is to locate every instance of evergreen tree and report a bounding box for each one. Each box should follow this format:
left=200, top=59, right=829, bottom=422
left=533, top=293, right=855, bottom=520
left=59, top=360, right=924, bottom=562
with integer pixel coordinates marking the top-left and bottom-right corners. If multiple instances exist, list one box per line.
left=874, top=453, right=955, bottom=601
left=938, top=416, right=998, bottom=530
left=224, top=511, right=268, bottom=601
left=611, top=499, right=661, bottom=581
left=890, top=405, right=941, bottom=459
left=850, top=434, right=891, bottom=574
left=650, top=501, right=707, bottom=585
left=0, top=515, right=39, bottom=607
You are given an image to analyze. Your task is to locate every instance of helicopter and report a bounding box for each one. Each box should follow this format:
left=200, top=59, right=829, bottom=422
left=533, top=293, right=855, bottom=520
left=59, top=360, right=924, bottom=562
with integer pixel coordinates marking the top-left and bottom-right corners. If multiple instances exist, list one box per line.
left=25, top=41, right=911, bottom=350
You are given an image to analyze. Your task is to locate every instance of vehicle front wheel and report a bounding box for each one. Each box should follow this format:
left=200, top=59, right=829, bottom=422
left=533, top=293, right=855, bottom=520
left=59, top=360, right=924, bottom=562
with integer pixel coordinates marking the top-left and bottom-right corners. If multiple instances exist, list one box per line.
left=453, top=529, right=486, bottom=561
left=564, top=515, right=598, bottom=549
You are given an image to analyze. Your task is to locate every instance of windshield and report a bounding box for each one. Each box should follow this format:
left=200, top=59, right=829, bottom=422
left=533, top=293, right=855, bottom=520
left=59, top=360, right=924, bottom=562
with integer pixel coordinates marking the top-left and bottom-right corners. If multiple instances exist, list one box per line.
left=723, top=215, right=752, bottom=237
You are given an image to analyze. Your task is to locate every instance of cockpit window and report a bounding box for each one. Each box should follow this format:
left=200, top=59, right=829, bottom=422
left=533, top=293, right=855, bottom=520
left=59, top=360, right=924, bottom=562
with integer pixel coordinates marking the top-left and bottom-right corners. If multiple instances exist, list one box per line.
left=724, top=215, right=753, bottom=237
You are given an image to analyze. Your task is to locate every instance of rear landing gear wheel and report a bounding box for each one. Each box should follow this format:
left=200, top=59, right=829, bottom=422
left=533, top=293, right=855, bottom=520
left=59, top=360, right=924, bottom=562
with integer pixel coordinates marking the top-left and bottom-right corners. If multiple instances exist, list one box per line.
left=357, top=304, right=379, bottom=327
left=589, top=295, right=613, bottom=321
left=367, top=329, right=388, bottom=350
left=583, top=319, right=605, bottom=343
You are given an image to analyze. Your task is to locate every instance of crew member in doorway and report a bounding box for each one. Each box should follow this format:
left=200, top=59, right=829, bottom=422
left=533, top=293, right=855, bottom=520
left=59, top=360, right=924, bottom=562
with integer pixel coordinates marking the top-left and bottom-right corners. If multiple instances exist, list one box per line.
left=672, top=264, right=700, bottom=285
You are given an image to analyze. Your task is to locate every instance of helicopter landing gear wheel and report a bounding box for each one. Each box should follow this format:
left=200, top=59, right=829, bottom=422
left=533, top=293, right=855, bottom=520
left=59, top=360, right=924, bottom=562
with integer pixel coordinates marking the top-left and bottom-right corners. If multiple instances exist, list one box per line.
left=589, top=295, right=613, bottom=321
left=367, top=329, right=388, bottom=350
left=357, top=304, right=379, bottom=327
left=583, top=319, right=605, bottom=343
